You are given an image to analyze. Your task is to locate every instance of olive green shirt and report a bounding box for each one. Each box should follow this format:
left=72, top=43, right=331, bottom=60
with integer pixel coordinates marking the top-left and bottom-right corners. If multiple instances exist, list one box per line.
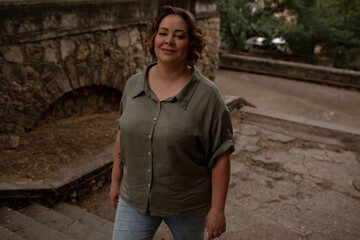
left=115, top=63, right=235, bottom=217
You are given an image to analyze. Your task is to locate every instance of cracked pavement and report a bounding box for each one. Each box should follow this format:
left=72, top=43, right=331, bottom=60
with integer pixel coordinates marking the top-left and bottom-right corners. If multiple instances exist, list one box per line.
left=219, top=117, right=360, bottom=239
left=79, top=111, right=360, bottom=240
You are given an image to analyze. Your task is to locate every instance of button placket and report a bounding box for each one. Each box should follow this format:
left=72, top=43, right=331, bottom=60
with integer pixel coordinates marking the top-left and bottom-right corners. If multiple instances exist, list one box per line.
left=147, top=101, right=162, bottom=191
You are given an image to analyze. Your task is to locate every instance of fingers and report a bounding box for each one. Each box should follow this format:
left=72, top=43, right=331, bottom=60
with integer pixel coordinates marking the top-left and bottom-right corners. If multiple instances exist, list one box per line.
left=110, top=194, right=119, bottom=209
left=207, top=226, right=226, bottom=239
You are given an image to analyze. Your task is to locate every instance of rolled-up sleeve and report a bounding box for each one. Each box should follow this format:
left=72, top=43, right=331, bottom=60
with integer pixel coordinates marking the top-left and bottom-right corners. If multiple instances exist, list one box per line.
left=207, top=108, right=235, bottom=169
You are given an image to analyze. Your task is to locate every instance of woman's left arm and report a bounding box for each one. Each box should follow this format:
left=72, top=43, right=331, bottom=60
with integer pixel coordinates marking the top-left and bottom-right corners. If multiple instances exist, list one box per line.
left=206, top=150, right=231, bottom=239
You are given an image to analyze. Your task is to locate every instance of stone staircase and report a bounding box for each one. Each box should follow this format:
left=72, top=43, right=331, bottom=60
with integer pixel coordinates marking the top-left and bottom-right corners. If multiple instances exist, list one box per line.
left=0, top=203, right=114, bottom=240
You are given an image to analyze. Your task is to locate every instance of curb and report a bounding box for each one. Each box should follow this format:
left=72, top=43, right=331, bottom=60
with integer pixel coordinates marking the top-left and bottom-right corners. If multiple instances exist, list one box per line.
left=220, top=54, right=360, bottom=90
left=0, top=145, right=114, bottom=208
left=240, top=106, right=360, bottom=137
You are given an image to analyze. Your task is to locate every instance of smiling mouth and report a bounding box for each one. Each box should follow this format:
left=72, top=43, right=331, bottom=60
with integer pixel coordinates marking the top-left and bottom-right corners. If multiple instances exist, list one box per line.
left=161, top=48, right=176, bottom=54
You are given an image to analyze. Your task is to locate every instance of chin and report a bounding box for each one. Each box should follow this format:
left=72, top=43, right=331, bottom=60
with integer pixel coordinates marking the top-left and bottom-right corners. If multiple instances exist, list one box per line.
left=158, top=56, right=187, bottom=65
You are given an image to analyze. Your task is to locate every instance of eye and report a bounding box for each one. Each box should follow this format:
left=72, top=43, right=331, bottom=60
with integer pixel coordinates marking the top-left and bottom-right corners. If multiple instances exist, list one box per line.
left=175, top=35, right=185, bottom=39
left=158, top=32, right=167, bottom=36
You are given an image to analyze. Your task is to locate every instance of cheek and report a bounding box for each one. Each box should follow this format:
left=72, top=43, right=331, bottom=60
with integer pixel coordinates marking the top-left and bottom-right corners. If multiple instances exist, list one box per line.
left=154, top=34, right=163, bottom=46
left=153, top=37, right=161, bottom=54
left=180, top=42, right=190, bottom=53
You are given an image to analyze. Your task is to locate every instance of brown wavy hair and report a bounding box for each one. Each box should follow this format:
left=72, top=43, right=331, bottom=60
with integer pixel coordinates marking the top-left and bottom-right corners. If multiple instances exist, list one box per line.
left=144, top=5, right=206, bottom=64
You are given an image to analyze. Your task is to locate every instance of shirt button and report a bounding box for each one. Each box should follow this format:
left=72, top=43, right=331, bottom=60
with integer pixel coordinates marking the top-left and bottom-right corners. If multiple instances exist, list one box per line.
left=147, top=169, right=151, bottom=173
left=147, top=152, right=151, bottom=156
left=148, top=134, right=151, bottom=139
left=147, top=183, right=150, bottom=187
left=153, top=118, right=157, bottom=121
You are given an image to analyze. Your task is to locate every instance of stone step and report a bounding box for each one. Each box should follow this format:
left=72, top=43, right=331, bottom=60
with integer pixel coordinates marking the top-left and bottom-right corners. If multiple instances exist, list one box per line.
left=0, top=207, right=73, bottom=240
left=20, top=204, right=109, bottom=240
left=0, top=225, right=26, bottom=240
left=53, top=202, right=113, bottom=237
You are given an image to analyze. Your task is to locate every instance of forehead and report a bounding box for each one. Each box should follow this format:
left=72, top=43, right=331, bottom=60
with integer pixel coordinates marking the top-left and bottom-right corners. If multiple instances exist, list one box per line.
left=159, top=14, right=188, bottom=32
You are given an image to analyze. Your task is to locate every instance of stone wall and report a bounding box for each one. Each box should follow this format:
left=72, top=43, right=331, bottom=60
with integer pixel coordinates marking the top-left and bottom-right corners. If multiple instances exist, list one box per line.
left=0, top=0, right=220, bottom=134
left=220, top=54, right=360, bottom=90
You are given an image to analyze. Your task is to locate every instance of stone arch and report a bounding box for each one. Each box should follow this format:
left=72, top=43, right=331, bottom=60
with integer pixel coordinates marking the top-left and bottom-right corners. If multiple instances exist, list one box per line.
left=0, top=0, right=220, bottom=134
left=35, top=85, right=122, bottom=127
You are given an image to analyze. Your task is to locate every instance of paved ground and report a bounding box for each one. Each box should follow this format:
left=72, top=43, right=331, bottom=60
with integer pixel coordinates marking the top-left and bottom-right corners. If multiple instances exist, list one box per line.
left=215, top=69, right=360, bottom=129
left=2, top=69, right=359, bottom=239
left=221, top=117, right=360, bottom=239
left=76, top=69, right=360, bottom=239
left=79, top=114, right=360, bottom=239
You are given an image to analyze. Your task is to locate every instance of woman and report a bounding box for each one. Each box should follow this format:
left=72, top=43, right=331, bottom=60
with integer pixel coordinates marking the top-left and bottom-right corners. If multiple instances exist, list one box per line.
left=110, top=5, right=235, bottom=240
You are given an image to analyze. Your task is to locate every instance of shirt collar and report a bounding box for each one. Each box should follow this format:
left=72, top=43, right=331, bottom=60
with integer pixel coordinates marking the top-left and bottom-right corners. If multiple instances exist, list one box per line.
left=131, top=63, right=201, bottom=111
left=175, top=66, right=200, bottom=110
left=131, top=63, right=156, bottom=99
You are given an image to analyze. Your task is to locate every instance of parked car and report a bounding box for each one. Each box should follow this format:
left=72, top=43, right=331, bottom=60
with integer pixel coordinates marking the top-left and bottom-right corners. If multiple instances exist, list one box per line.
left=244, top=36, right=287, bottom=52
left=244, top=37, right=273, bottom=52
left=271, top=37, right=287, bottom=52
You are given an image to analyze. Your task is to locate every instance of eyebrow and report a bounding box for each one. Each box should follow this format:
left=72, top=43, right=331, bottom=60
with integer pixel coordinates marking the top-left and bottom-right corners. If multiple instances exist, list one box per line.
left=159, top=27, right=186, bottom=33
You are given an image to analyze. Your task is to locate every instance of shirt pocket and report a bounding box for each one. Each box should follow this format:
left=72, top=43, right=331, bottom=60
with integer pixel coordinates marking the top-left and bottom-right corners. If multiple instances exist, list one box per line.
left=167, top=123, right=198, bottom=150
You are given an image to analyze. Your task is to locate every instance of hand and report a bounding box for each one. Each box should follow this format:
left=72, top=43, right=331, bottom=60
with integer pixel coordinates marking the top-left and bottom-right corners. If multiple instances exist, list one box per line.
left=206, top=207, right=226, bottom=239
left=110, top=181, right=120, bottom=209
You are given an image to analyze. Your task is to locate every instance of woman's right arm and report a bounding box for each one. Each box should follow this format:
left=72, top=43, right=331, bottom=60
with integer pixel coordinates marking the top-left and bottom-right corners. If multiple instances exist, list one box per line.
left=110, top=130, right=123, bottom=209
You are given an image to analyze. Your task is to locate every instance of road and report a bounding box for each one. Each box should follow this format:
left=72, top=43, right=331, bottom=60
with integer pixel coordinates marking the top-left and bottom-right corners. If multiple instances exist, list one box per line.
left=215, top=69, right=360, bottom=129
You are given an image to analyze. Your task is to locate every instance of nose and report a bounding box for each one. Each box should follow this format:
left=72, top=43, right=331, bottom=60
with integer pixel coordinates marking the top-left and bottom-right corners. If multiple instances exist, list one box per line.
left=164, top=35, right=174, bottom=45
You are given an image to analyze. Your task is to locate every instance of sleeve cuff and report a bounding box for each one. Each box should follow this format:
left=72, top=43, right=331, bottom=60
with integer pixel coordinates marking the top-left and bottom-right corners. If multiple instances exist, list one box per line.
left=207, top=139, right=235, bottom=169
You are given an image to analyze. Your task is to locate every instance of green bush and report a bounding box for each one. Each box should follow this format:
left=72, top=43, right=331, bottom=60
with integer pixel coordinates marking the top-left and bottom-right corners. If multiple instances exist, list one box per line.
left=217, top=0, right=360, bottom=70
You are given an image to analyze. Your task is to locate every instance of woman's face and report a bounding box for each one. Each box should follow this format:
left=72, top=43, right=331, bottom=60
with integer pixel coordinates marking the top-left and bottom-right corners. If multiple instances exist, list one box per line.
left=154, top=14, right=190, bottom=66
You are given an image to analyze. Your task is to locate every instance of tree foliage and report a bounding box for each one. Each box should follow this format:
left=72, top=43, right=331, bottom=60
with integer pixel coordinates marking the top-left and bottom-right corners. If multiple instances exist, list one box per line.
left=217, top=0, right=283, bottom=50
left=217, top=0, right=360, bottom=69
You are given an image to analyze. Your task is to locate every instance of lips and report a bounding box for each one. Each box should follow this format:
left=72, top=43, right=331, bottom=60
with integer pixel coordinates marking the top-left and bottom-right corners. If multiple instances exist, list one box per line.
left=161, top=48, right=176, bottom=54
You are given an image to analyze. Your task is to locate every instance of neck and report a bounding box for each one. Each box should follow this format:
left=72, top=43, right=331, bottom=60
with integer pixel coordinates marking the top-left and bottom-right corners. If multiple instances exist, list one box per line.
left=155, top=62, right=190, bottom=82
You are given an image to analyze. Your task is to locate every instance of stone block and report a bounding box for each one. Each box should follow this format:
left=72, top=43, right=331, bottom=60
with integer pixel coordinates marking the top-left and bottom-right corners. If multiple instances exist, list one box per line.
left=95, top=31, right=112, bottom=44
left=76, top=44, right=90, bottom=60
left=34, top=81, right=54, bottom=104
left=1, top=45, right=23, bottom=63
left=100, top=57, right=110, bottom=85
left=60, top=13, right=79, bottom=29
left=44, top=46, right=60, bottom=64
left=10, top=81, right=22, bottom=93
left=20, top=65, right=40, bottom=81
left=46, top=80, right=63, bottom=100
left=55, top=71, right=72, bottom=93
left=76, top=62, right=89, bottom=87
left=5, top=136, right=21, bottom=149
left=60, top=39, right=76, bottom=60
left=64, top=57, right=79, bottom=89
left=43, top=15, right=61, bottom=29
left=116, top=29, right=130, bottom=48
left=25, top=43, right=43, bottom=63
left=129, top=28, right=140, bottom=46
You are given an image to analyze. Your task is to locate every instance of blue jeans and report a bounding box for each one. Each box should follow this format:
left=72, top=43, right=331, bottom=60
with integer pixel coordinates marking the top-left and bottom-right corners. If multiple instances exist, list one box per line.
left=112, top=198, right=209, bottom=240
